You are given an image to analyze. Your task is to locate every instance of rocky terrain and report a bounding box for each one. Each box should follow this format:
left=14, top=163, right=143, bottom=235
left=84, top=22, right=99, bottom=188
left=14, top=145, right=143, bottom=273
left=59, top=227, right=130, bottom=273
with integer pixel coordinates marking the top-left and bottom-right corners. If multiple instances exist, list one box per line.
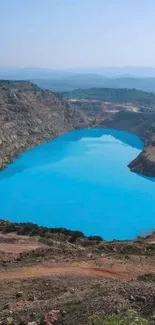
left=1, top=80, right=155, bottom=176
left=67, top=95, right=155, bottom=176
left=0, top=80, right=90, bottom=170
left=1, top=221, right=155, bottom=324
left=102, top=110, right=155, bottom=176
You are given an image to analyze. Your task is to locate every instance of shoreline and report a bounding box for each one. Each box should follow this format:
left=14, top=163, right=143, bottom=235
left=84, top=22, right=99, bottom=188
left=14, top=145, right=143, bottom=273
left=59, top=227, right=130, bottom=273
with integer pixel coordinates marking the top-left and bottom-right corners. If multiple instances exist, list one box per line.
left=1, top=122, right=155, bottom=178
left=0, top=219, right=154, bottom=243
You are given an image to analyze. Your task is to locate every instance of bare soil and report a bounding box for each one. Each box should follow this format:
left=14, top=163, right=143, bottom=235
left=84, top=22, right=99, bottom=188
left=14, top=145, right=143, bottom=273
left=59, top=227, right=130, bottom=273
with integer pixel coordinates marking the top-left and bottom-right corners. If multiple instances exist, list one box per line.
left=1, top=231, right=155, bottom=324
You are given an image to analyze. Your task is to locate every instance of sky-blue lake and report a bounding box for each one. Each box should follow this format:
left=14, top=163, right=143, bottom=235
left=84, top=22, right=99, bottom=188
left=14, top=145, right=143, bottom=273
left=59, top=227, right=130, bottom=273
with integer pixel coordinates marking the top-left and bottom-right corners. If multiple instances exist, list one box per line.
left=0, top=128, right=155, bottom=240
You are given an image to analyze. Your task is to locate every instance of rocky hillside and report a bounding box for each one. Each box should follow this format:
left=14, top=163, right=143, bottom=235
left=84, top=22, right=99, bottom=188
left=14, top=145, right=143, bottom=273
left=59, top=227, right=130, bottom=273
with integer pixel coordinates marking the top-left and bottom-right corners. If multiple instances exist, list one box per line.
left=0, top=81, right=90, bottom=170
left=102, top=111, right=155, bottom=176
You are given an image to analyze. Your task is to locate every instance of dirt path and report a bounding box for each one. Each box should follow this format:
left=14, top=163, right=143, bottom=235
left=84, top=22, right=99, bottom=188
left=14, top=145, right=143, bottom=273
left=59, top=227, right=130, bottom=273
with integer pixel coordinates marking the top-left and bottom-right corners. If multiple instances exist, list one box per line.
left=0, top=264, right=134, bottom=281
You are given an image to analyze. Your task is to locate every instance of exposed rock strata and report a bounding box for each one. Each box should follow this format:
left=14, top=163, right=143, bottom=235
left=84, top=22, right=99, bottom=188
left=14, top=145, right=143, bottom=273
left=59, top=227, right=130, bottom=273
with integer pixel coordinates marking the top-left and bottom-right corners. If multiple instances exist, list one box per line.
left=0, top=81, right=90, bottom=170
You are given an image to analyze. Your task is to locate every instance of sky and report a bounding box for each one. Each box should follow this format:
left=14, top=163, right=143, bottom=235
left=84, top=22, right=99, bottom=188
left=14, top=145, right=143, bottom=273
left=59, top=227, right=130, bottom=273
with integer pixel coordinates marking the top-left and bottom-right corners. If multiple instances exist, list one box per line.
left=0, top=0, right=155, bottom=69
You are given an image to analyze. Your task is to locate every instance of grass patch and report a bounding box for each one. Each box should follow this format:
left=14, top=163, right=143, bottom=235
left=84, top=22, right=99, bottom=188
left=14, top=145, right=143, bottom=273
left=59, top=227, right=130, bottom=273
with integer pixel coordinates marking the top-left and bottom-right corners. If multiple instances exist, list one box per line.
left=137, top=273, right=155, bottom=283
left=87, top=310, right=149, bottom=325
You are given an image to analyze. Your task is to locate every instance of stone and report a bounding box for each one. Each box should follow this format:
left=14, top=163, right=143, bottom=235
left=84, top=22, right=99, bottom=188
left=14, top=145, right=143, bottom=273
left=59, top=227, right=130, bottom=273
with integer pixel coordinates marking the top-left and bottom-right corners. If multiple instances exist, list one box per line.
left=130, top=295, right=135, bottom=301
left=62, top=311, right=67, bottom=315
left=16, top=291, right=23, bottom=298
left=70, top=288, right=75, bottom=294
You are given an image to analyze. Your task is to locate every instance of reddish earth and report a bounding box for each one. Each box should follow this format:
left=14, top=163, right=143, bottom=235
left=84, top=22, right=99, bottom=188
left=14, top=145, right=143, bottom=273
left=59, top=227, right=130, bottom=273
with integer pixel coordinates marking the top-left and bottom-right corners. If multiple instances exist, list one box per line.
left=1, top=255, right=155, bottom=282
left=0, top=264, right=130, bottom=280
left=1, top=233, right=155, bottom=281
left=1, top=230, right=155, bottom=324
left=0, top=243, right=46, bottom=254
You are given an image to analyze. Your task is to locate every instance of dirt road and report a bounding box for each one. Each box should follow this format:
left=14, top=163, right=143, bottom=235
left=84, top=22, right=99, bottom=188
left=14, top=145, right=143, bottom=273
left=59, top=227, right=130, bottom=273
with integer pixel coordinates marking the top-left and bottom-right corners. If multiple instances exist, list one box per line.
left=0, top=264, right=131, bottom=280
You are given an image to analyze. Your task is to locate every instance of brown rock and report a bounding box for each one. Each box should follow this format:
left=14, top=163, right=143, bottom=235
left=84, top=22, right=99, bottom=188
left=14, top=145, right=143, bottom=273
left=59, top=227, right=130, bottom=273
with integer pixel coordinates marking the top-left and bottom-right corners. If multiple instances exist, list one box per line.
left=16, top=291, right=23, bottom=298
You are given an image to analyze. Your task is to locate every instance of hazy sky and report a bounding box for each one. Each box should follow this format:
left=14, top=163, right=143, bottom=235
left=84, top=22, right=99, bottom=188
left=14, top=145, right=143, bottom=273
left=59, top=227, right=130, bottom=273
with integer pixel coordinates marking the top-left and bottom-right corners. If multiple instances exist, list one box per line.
left=1, top=0, right=155, bottom=68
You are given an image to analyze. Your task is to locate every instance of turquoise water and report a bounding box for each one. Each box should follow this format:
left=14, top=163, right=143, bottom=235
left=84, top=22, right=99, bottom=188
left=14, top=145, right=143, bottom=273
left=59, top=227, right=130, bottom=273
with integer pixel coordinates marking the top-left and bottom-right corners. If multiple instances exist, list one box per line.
left=0, top=128, right=155, bottom=240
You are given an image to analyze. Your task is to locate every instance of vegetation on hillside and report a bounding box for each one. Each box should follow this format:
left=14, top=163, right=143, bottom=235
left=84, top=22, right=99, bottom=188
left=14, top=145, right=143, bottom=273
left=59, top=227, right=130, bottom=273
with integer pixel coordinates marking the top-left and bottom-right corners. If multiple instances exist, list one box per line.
left=87, top=310, right=149, bottom=325
left=137, top=273, right=155, bottom=283
left=64, top=88, right=155, bottom=107
left=0, top=79, right=41, bottom=91
left=0, top=220, right=103, bottom=242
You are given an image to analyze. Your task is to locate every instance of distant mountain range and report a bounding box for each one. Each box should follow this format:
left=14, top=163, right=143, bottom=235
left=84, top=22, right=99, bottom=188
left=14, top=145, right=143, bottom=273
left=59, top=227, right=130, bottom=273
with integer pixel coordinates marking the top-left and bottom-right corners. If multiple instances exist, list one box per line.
left=34, top=76, right=155, bottom=93
left=1, top=67, right=155, bottom=92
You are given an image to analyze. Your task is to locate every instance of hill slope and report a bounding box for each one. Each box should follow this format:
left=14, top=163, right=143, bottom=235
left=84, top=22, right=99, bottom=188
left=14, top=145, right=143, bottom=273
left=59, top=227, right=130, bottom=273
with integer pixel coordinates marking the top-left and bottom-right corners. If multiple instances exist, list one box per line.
left=0, top=81, right=89, bottom=169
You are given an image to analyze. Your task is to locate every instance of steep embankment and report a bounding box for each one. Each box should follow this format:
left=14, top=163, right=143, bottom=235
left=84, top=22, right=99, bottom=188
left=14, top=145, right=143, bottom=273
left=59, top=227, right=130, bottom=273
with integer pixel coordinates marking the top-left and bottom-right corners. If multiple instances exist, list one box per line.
left=103, top=111, right=155, bottom=176
left=0, top=81, right=90, bottom=170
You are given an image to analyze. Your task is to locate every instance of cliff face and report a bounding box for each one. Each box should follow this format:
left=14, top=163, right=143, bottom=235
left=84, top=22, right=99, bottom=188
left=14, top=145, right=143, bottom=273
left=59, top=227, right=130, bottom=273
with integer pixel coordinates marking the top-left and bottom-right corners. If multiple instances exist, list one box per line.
left=102, top=111, right=155, bottom=177
left=128, top=149, right=155, bottom=177
left=0, top=81, right=90, bottom=170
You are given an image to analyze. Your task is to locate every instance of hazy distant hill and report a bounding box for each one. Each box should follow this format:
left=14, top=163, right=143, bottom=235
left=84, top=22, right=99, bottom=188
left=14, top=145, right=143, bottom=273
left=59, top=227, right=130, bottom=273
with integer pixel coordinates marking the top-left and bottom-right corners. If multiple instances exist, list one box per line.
left=102, top=77, right=155, bottom=93
left=34, top=76, right=155, bottom=92
left=33, top=74, right=106, bottom=91
left=0, top=68, right=72, bottom=80
left=1, top=68, right=155, bottom=92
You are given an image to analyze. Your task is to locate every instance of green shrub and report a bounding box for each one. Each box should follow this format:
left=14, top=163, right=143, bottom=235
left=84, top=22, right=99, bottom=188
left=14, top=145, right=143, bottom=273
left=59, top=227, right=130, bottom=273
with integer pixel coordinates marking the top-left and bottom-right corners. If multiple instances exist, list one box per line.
left=69, top=231, right=85, bottom=243
left=88, top=236, right=103, bottom=241
left=137, top=273, right=155, bottom=283
left=87, top=310, right=149, bottom=325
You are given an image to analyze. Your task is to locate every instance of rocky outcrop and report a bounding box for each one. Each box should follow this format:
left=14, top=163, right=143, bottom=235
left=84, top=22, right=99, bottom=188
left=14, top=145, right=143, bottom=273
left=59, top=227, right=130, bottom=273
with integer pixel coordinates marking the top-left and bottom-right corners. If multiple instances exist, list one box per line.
left=102, top=111, right=155, bottom=177
left=0, top=81, right=90, bottom=170
left=128, top=150, right=155, bottom=176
